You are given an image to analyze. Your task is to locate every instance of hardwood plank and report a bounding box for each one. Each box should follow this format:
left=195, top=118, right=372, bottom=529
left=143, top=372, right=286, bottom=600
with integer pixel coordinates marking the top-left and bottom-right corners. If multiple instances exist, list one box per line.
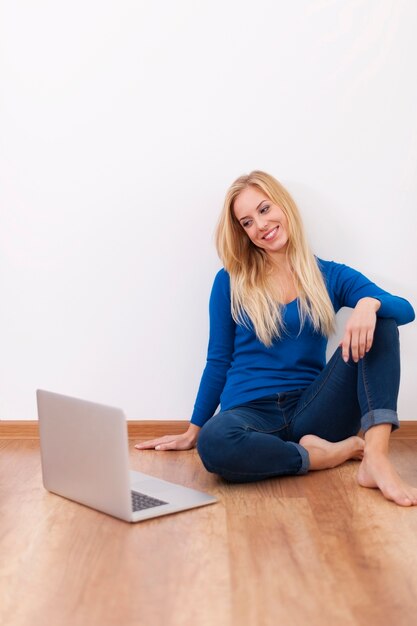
left=337, top=447, right=417, bottom=625
left=2, top=440, right=417, bottom=626
left=225, top=491, right=357, bottom=625
left=0, top=442, right=230, bottom=626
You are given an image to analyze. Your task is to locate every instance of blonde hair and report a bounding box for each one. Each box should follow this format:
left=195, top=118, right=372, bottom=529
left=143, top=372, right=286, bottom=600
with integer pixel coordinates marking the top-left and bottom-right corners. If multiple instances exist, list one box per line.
left=215, top=171, right=335, bottom=346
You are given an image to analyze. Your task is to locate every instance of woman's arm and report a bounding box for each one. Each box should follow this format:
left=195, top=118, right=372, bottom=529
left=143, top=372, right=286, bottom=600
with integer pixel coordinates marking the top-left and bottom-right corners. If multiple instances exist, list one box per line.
left=135, top=270, right=235, bottom=451
left=190, top=269, right=235, bottom=427
left=327, top=261, right=415, bottom=326
left=340, top=296, right=381, bottom=362
left=324, top=260, right=415, bottom=362
left=135, top=423, right=201, bottom=451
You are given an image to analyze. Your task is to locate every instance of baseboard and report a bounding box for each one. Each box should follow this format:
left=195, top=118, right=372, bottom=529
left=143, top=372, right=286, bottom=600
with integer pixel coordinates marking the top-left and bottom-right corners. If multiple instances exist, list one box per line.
left=1, top=420, right=417, bottom=440
left=0, top=420, right=188, bottom=439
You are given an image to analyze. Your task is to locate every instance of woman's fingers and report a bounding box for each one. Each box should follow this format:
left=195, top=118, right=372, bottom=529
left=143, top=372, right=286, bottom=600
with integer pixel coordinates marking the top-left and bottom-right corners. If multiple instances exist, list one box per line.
left=154, top=440, right=179, bottom=451
left=341, top=330, right=351, bottom=362
left=135, top=435, right=176, bottom=450
left=359, top=329, right=372, bottom=359
left=135, top=432, right=196, bottom=451
left=351, top=329, right=360, bottom=362
left=355, top=328, right=366, bottom=360
left=365, top=329, right=374, bottom=353
left=343, top=328, right=362, bottom=362
left=134, top=439, right=159, bottom=449
left=341, top=328, right=375, bottom=363
left=342, top=299, right=378, bottom=363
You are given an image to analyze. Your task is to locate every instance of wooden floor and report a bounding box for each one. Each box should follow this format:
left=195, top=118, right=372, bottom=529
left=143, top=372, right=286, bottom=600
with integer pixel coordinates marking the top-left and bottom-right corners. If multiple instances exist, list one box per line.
left=1, top=440, right=417, bottom=626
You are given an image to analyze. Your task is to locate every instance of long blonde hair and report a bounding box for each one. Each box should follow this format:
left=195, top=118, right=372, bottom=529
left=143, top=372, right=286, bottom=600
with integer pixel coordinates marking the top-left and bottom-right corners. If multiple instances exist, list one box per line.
left=215, top=171, right=335, bottom=346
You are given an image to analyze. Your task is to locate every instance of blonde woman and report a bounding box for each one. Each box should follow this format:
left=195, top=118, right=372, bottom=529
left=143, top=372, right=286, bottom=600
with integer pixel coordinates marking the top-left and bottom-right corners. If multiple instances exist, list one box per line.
left=136, top=171, right=416, bottom=506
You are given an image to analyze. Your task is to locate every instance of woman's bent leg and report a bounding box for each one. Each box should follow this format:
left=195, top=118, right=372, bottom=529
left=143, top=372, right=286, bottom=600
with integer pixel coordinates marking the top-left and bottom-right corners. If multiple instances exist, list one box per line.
left=353, top=320, right=417, bottom=504
left=197, top=407, right=309, bottom=483
left=299, top=435, right=364, bottom=470
left=291, top=318, right=401, bottom=442
left=357, top=424, right=417, bottom=506
left=357, top=317, right=400, bottom=432
left=290, top=318, right=417, bottom=505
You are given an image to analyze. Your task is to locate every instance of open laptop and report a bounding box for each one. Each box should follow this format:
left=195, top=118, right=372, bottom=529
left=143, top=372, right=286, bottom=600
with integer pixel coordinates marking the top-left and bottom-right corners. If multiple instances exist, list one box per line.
left=37, top=390, right=217, bottom=522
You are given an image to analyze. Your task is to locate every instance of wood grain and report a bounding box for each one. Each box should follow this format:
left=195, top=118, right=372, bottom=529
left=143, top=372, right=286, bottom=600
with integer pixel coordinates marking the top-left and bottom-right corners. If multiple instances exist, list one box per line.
left=1, top=440, right=417, bottom=625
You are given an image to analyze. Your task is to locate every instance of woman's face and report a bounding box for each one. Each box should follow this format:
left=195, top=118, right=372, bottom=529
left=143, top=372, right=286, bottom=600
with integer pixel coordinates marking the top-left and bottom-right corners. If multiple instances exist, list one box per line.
left=233, top=186, right=289, bottom=257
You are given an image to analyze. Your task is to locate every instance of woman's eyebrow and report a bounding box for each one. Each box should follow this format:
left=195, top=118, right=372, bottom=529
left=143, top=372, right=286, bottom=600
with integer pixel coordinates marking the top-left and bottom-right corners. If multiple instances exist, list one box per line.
left=238, top=200, right=268, bottom=222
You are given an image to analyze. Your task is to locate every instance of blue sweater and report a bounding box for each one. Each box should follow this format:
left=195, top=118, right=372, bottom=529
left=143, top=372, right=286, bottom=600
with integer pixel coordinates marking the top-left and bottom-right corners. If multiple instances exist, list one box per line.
left=190, top=259, right=415, bottom=427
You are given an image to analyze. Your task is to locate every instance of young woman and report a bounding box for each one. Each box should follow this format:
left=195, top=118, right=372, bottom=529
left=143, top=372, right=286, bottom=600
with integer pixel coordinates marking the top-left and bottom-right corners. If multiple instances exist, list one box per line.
left=136, top=171, right=416, bottom=506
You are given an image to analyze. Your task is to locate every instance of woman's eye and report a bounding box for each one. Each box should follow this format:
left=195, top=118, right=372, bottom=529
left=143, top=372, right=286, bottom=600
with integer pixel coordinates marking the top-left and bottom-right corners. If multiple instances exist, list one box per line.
left=260, top=205, right=270, bottom=214
left=242, top=220, right=252, bottom=228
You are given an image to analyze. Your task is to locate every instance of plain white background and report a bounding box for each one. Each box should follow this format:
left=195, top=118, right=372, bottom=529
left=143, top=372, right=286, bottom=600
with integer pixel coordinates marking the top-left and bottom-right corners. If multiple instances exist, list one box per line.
left=1, top=0, right=416, bottom=420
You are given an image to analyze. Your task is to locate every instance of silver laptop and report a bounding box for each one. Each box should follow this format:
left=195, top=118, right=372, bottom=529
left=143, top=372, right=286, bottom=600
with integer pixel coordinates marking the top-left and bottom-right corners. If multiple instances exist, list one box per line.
left=37, top=390, right=217, bottom=522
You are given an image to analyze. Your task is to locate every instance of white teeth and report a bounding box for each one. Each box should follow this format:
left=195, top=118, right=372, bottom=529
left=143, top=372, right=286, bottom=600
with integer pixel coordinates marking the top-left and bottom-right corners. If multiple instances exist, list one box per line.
left=264, top=227, right=278, bottom=240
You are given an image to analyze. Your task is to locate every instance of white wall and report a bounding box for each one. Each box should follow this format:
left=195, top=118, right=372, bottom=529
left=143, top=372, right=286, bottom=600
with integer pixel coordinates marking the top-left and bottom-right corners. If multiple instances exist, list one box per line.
left=1, top=0, right=416, bottom=421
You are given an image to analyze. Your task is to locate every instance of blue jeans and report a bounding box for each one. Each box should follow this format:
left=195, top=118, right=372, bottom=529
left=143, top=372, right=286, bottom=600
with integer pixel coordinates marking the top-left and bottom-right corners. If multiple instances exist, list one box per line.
left=197, top=318, right=400, bottom=483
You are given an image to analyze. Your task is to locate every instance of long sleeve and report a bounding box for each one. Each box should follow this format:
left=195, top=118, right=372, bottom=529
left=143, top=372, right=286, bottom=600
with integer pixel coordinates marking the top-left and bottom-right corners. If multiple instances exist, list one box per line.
left=323, top=260, right=415, bottom=326
left=190, top=270, right=236, bottom=427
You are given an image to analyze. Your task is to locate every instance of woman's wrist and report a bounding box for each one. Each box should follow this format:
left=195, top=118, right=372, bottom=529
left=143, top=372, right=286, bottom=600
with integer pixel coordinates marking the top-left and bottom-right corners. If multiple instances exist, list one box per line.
left=357, top=297, right=381, bottom=312
left=187, top=423, right=201, bottom=443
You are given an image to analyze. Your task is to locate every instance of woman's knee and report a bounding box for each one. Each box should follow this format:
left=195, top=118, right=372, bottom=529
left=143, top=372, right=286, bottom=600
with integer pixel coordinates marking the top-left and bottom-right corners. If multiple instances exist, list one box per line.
left=197, top=413, right=245, bottom=472
left=372, top=317, right=399, bottom=351
left=374, top=316, right=398, bottom=334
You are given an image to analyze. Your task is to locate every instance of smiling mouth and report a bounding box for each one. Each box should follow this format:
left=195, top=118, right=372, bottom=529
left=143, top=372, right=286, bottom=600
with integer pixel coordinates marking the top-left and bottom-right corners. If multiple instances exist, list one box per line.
left=262, top=226, right=279, bottom=240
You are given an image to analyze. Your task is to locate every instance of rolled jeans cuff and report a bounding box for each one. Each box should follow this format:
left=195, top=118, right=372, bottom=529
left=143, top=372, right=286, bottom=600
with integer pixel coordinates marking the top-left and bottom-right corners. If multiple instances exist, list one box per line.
left=361, top=409, right=400, bottom=434
left=288, top=441, right=310, bottom=475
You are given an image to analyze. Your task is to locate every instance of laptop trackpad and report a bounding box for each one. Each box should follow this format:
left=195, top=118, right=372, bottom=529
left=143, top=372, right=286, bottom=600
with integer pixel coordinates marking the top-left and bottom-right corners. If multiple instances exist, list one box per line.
left=130, top=477, right=172, bottom=497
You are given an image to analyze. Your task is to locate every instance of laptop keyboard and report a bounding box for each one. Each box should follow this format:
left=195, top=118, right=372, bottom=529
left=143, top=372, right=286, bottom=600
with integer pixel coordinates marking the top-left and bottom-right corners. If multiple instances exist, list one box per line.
left=131, top=490, right=168, bottom=512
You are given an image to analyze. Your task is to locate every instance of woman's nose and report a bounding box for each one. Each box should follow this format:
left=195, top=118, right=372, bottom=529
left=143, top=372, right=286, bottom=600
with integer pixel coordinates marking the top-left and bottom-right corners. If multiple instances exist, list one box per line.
left=257, top=219, right=269, bottom=231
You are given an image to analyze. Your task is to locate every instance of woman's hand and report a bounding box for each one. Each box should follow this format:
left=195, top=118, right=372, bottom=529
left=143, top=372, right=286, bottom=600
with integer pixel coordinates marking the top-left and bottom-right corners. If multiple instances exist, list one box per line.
left=134, top=423, right=200, bottom=451
left=341, top=297, right=381, bottom=363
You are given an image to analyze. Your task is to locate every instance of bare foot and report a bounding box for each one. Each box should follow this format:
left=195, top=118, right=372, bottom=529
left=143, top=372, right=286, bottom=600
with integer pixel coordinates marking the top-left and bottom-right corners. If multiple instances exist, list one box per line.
left=299, top=434, right=365, bottom=470
left=357, top=453, right=417, bottom=506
